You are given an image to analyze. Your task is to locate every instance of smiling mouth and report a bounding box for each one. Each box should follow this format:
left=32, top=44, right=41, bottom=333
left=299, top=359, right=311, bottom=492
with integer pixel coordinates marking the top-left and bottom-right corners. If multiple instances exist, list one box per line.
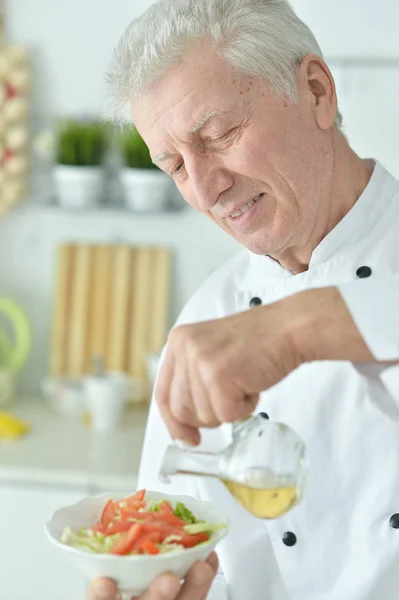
left=229, top=194, right=263, bottom=218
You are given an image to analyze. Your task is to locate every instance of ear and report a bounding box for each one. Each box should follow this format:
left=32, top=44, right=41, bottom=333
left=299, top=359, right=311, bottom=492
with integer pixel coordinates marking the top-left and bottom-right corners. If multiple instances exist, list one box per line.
left=298, top=54, right=338, bottom=130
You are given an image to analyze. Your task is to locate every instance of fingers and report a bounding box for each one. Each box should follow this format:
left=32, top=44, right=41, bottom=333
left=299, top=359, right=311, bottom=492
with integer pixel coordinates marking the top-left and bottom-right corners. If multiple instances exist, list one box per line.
left=157, top=389, right=201, bottom=446
left=88, top=578, right=118, bottom=600
left=210, top=374, right=260, bottom=423
left=88, top=556, right=218, bottom=600
left=205, top=551, right=219, bottom=573
left=141, top=553, right=218, bottom=600
left=156, top=342, right=201, bottom=446
left=156, top=323, right=258, bottom=442
left=178, top=553, right=219, bottom=600
left=169, top=354, right=198, bottom=427
left=139, top=573, right=181, bottom=599
left=188, top=359, right=220, bottom=427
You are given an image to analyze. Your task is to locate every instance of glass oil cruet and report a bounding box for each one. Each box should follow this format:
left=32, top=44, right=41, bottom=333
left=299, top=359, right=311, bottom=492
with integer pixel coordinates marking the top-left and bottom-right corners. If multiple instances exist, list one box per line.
left=159, top=414, right=307, bottom=519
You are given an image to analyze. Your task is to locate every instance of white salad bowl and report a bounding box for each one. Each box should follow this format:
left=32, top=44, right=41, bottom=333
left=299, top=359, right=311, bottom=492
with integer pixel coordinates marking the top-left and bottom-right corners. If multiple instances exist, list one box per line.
left=45, top=490, right=229, bottom=597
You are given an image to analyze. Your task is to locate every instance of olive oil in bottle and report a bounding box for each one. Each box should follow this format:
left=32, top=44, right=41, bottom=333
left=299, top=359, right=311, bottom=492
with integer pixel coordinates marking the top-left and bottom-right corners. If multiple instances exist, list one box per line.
left=160, top=417, right=306, bottom=520
left=221, top=478, right=298, bottom=519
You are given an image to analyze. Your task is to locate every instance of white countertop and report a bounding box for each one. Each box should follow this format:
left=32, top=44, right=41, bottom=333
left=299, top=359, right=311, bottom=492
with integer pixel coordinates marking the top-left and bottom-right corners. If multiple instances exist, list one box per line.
left=0, top=397, right=149, bottom=492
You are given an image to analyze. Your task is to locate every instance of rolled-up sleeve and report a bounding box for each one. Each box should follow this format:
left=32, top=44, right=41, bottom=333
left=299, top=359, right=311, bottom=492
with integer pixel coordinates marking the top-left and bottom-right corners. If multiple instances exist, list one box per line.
left=338, top=274, right=399, bottom=361
left=339, top=275, right=399, bottom=418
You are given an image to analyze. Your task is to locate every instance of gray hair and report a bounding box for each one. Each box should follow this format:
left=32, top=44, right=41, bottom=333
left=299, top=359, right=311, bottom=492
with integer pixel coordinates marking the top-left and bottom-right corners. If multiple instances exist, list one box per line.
left=105, top=0, right=342, bottom=128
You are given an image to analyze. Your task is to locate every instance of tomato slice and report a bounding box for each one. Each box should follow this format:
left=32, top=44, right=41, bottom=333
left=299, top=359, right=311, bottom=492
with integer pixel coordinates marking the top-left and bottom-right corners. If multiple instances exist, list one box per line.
left=156, top=502, right=186, bottom=525
left=110, top=523, right=144, bottom=555
left=133, top=531, right=162, bottom=554
left=92, top=522, right=106, bottom=535
left=98, top=491, right=209, bottom=553
left=117, top=509, right=185, bottom=529
left=139, top=525, right=209, bottom=548
left=106, top=521, right=136, bottom=535
left=101, top=500, right=117, bottom=529
left=120, top=508, right=152, bottom=521
left=178, top=532, right=210, bottom=548
left=141, top=540, right=160, bottom=555
left=118, top=499, right=146, bottom=511
left=123, top=489, right=146, bottom=505
left=157, top=501, right=173, bottom=514
left=130, top=500, right=147, bottom=511
left=135, top=489, right=146, bottom=501
left=157, top=512, right=186, bottom=527
left=142, top=520, right=177, bottom=538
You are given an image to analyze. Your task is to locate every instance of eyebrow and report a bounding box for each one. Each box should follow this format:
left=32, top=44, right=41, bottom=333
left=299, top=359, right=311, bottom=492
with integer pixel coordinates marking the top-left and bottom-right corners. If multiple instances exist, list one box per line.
left=187, top=109, right=228, bottom=136
left=151, top=150, right=173, bottom=166
left=151, top=108, right=229, bottom=166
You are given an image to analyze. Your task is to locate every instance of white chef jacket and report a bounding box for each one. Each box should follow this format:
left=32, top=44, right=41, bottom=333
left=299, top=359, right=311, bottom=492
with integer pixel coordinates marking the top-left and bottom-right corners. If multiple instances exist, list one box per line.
left=137, top=160, right=399, bottom=600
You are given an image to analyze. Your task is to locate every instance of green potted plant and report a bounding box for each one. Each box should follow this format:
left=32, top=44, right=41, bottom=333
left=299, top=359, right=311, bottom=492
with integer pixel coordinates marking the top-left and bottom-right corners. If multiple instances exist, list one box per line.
left=53, top=118, right=108, bottom=209
left=117, top=126, right=174, bottom=212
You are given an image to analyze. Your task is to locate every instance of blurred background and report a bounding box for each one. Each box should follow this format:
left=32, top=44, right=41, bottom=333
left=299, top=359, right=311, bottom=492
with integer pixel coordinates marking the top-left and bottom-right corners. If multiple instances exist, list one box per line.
left=0, top=0, right=398, bottom=598
left=1, top=0, right=399, bottom=396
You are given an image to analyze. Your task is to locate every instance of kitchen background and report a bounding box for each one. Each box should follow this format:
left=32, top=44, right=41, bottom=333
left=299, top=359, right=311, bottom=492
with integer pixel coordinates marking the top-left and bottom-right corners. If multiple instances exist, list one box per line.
left=1, top=0, right=399, bottom=394
left=0, top=0, right=398, bottom=599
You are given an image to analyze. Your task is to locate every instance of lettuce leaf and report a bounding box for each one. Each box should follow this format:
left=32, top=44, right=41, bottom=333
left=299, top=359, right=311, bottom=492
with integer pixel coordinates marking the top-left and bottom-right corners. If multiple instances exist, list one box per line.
left=173, top=502, right=197, bottom=524
left=184, top=521, right=226, bottom=535
left=148, top=499, right=172, bottom=512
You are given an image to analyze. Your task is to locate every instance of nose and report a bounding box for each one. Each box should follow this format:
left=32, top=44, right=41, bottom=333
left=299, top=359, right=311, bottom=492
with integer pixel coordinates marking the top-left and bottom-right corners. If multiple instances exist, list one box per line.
left=185, top=154, right=233, bottom=212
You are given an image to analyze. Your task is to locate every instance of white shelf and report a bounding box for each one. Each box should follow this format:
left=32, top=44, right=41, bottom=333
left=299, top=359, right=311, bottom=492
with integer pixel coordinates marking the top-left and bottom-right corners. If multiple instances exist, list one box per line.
left=12, top=200, right=188, bottom=218
left=0, top=397, right=148, bottom=490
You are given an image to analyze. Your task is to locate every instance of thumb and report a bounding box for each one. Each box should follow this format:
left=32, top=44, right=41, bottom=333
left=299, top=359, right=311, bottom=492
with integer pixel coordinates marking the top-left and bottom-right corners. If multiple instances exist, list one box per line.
left=245, top=393, right=260, bottom=409
left=88, top=578, right=118, bottom=600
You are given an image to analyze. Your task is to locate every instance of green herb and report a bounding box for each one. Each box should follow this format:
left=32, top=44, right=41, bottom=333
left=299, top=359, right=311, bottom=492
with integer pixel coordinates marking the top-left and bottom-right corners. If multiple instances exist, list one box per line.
left=173, top=502, right=197, bottom=524
left=116, top=126, right=158, bottom=170
left=56, top=118, right=108, bottom=167
left=184, top=522, right=226, bottom=535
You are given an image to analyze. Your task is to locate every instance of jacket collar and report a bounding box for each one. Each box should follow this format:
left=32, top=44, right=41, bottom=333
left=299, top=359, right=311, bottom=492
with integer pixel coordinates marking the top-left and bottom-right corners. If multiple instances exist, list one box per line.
left=241, top=160, right=397, bottom=289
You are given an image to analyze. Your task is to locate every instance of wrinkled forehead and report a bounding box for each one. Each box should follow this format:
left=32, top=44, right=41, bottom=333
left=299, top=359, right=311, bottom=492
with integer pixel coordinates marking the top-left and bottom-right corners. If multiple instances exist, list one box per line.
left=131, top=43, right=260, bottom=138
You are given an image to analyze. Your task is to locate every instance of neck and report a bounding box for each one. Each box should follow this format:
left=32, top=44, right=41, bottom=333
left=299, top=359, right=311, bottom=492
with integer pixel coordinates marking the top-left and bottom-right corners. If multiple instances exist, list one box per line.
left=271, top=135, right=373, bottom=274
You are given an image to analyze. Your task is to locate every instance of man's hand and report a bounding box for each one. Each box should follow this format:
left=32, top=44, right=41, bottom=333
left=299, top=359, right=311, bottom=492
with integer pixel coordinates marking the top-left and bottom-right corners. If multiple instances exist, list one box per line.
left=156, top=290, right=301, bottom=445
left=88, top=552, right=218, bottom=600
left=155, top=286, right=376, bottom=444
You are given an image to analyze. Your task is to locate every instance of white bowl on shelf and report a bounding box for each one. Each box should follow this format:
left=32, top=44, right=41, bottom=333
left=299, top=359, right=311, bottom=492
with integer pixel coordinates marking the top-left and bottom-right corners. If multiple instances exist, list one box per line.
left=53, top=164, right=105, bottom=209
left=121, top=168, right=174, bottom=212
left=41, top=377, right=85, bottom=416
left=45, top=490, right=229, bottom=597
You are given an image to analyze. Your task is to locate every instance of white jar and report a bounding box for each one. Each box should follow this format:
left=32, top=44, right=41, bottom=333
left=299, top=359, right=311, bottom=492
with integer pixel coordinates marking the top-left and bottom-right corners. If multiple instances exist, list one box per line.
left=53, top=164, right=104, bottom=209
left=83, top=372, right=133, bottom=433
left=120, top=167, right=173, bottom=212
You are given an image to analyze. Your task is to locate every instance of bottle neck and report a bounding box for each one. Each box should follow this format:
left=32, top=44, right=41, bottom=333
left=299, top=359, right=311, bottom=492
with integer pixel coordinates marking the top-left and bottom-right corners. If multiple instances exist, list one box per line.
left=159, top=445, right=220, bottom=482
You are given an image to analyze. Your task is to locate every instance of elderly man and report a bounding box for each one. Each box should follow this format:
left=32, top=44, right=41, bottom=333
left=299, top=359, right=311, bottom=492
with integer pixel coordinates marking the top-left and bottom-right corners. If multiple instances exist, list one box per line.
left=89, top=0, right=399, bottom=598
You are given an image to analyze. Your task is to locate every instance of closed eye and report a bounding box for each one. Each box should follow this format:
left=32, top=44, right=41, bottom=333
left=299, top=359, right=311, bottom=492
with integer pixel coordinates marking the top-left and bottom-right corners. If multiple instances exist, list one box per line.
left=171, top=161, right=185, bottom=176
left=216, top=127, right=238, bottom=141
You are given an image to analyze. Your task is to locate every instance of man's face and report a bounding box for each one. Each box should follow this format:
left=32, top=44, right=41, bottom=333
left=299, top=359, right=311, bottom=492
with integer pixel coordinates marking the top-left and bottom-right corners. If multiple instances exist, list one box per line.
left=133, top=42, right=336, bottom=258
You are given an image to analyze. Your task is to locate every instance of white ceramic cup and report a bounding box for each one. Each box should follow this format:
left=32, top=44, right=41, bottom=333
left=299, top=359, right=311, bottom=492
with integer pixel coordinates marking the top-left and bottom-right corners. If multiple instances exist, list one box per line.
left=41, top=377, right=85, bottom=416
left=83, top=372, right=133, bottom=433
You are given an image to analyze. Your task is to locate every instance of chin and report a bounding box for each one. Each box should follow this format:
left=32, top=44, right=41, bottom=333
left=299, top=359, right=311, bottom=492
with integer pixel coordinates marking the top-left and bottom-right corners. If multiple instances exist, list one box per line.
left=239, top=229, right=285, bottom=256
left=245, top=242, right=267, bottom=256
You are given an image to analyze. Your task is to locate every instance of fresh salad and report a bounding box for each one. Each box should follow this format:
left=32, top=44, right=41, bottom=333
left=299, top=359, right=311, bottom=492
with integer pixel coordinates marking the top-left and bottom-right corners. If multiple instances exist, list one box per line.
left=61, top=489, right=225, bottom=556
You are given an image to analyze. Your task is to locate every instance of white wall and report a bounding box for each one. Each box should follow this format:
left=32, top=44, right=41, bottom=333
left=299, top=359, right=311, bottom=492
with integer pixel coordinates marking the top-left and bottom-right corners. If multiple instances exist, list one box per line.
left=0, top=206, right=240, bottom=391
left=291, top=0, right=399, bottom=58
left=4, top=0, right=156, bottom=116
left=1, top=0, right=399, bottom=392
